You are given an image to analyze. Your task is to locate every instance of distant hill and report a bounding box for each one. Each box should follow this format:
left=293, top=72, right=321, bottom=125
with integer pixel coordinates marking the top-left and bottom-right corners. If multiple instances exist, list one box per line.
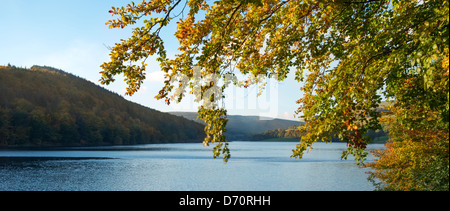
left=169, top=112, right=303, bottom=140
left=0, top=65, right=205, bottom=147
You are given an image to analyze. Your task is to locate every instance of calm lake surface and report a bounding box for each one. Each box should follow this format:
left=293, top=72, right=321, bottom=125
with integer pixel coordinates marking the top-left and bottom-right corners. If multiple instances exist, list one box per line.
left=0, top=141, right=384, bottom=191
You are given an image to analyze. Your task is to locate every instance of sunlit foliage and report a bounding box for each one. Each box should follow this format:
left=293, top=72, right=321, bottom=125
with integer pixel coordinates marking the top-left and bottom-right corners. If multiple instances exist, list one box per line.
left=100, top=0, right=448, bottom=191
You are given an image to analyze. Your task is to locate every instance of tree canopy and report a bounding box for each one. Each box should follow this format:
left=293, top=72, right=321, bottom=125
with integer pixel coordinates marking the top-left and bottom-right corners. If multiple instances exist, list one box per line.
left=100, top=0, right=448, bottom=190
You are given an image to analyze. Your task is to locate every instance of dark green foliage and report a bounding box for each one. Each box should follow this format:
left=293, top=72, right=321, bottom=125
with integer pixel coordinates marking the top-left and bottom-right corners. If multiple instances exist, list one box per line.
left=0, top=65, right=205, bottom=147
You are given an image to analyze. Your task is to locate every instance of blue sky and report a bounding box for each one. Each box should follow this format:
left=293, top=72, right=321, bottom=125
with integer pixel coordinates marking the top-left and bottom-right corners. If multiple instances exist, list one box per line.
left=1, top=0, right=302, bottom=120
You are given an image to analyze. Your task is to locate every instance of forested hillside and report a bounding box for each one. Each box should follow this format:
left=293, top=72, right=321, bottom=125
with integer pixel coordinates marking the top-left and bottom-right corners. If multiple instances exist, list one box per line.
left=170, top=112, right=302, bottom=140
left=251, top=103, right=390, bottom=142
left=251, top=125, right=388, bottom=143
left=0, top=65, right=205, bottom=147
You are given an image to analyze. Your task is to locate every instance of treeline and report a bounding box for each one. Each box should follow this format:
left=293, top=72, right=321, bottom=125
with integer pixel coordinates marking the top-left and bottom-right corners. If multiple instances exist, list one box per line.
left=251, top=125, right=303, bottom=140
left=0, top=65, right=205, bottom=147
left=252, top=125, right=388, bottom=143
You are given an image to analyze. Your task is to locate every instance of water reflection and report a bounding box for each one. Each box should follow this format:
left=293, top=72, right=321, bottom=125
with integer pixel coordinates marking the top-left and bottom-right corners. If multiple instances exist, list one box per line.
left=0, top=142, right=384, bottom=191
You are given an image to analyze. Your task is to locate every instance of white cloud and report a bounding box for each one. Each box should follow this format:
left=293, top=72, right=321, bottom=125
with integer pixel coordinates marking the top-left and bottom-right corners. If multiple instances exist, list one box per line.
left=280, top=111, right=297, bottom=121
left=146, top=71, right=166, bottom=83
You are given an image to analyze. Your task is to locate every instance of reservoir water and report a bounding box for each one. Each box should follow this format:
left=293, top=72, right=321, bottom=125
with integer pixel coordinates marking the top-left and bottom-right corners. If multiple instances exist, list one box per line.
left=0, top=141, right=383, bottom=191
